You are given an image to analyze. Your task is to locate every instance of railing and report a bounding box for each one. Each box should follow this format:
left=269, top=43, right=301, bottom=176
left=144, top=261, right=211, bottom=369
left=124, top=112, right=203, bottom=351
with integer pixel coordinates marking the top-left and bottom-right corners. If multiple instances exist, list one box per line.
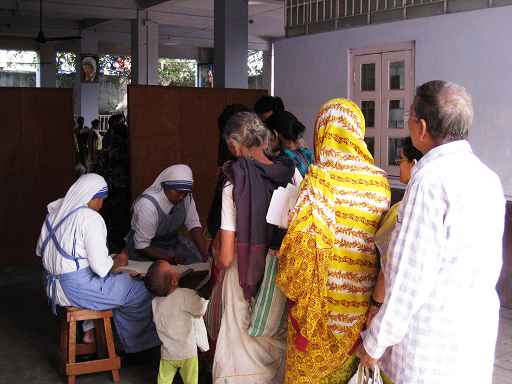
left=98, top=110, right=126, bottom=134
left=285, top=0, right=501, bottom=36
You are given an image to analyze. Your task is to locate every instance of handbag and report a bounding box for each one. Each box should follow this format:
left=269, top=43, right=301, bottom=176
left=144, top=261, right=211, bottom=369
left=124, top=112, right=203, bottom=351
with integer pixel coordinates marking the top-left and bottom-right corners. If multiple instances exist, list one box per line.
left=348, top=362, right=383, bottom=384
left=246, top=249, right=288, bottom=337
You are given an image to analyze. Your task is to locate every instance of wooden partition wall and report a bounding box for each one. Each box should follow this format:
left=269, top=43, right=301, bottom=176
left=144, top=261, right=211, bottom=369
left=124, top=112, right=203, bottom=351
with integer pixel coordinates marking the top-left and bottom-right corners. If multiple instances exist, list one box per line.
left=128, top=85, right=267, bottom=229
left=0, top=88, right=75, bottom=268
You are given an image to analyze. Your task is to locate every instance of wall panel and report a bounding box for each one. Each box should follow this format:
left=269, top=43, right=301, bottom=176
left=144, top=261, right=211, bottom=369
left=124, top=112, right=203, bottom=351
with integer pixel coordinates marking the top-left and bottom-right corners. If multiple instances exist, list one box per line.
left=128, top=85, right=267, bottom=231
left=0, top=88, right=74, bottom=267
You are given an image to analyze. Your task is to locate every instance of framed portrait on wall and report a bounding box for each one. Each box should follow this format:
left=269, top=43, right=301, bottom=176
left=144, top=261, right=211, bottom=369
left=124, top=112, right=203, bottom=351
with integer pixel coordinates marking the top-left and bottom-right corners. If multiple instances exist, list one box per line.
left=81, top=54, right=98, bottom=83
left=198, top=64, right=213, bottom=88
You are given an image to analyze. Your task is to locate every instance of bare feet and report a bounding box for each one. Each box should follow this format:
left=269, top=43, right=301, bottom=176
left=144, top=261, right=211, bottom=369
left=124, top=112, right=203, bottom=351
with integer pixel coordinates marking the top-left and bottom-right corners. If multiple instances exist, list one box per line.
left=83, top=329, right=95, bottom=344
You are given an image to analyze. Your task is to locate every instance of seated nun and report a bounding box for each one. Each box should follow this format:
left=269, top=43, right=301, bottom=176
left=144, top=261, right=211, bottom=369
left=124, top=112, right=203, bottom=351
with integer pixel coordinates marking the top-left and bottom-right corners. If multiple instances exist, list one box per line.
left=37, top=173, right=161, bottom=352
left=125, top=164, right=209, bottom=265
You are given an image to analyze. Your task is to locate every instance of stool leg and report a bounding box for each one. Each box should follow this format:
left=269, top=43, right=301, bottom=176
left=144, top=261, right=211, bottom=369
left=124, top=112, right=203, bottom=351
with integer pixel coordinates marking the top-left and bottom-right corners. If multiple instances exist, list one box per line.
left=68, top=319, right=77, bottom=384
left=58, top=312, right=68, bottom=375
left=103, top=317, right=120, bottom=382
left=68, top=320, right=77, bottom=363
left=95, top=318, right=107, bottom=359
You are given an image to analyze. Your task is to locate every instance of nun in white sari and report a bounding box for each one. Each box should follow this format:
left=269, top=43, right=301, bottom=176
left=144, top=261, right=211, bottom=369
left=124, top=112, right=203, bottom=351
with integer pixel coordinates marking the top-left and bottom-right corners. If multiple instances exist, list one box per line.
left=37, top=173, right=161, bottom=353
left=125, top=164, right=208, bottom=265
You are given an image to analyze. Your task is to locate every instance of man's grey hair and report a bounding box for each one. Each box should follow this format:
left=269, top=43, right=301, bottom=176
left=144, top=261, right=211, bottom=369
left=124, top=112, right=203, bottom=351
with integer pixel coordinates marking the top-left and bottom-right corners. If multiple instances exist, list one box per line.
left=414, top=80, right=473, bottom=145
left=223, top=111, right=270, bottom=150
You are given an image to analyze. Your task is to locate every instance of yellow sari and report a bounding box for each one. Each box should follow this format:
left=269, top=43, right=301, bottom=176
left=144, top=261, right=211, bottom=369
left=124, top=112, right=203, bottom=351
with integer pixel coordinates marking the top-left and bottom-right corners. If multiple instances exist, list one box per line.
left=276, top=99, right=391, bottom=384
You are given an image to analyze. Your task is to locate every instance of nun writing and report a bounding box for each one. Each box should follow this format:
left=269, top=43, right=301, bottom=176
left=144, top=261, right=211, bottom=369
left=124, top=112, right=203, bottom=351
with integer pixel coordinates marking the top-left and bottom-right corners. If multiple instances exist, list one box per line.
left=125, top=164, right=209, bottom=265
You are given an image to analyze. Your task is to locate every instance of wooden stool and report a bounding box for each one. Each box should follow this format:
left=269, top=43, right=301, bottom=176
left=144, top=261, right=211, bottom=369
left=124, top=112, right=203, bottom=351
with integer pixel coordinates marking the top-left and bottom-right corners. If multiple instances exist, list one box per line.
left=56, top=306, right=121, bottom=384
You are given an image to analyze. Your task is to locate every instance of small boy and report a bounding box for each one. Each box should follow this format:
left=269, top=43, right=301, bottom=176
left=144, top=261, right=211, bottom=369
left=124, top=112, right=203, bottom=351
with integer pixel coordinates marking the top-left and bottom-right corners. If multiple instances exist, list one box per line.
left=145, top=260, right=208, bottom=384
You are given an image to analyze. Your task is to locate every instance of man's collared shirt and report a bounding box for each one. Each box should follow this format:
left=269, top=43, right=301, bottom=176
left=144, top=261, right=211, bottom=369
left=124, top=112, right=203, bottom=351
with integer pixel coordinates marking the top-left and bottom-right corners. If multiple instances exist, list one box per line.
left=363, top=140, right=505, bottom=384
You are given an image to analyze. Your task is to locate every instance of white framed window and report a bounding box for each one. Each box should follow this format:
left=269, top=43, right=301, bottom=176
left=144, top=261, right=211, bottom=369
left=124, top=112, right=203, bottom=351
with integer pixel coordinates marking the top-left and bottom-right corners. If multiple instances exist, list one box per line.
left=350, top=41, right=415, bottom=178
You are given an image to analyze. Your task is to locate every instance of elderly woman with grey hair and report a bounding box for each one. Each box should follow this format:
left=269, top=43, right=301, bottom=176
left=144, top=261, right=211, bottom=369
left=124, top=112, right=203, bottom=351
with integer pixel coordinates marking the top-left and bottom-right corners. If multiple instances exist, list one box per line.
left=210, top=111, right=295, bottom=383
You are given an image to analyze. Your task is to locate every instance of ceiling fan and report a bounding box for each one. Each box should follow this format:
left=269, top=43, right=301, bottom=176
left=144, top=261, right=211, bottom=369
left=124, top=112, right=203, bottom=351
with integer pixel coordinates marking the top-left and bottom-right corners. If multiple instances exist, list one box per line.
left=34, top=0, right=82, bottom=44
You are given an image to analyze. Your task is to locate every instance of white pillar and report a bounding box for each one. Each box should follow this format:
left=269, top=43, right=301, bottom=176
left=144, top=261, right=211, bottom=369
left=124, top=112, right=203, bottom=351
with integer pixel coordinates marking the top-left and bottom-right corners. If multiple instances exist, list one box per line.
left=75, top=30, right=99, bottom=126
left=36, top=43, right=56, bottom=88
left=262, top=44, right=273, bottom=94
left=131, top=10, right=159, bottom=85
left=214, top=0, right=248, bottom=89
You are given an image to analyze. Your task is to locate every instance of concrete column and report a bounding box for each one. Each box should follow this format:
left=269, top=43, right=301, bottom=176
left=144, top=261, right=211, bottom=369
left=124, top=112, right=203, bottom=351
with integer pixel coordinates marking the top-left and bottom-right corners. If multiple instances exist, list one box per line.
left=75, top=30, right=99, bottom=126
left=131, top=10, right=159, bottom=85
left=261, top=44, right=273, bottom=94
left=36, top=43, right=56, bottom=88
left=214, top=0, right=248, bottom=89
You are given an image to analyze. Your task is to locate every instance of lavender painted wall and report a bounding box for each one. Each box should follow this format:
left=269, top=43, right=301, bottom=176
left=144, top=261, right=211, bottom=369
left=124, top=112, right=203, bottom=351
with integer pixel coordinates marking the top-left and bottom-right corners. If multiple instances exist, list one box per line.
left=274, top=6, right=512, bottom=198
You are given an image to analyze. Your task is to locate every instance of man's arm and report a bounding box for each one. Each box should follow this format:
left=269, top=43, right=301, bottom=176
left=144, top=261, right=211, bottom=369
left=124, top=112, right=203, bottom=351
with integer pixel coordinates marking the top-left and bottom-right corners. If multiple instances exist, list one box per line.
left=362, top=178, right=447, bottom=361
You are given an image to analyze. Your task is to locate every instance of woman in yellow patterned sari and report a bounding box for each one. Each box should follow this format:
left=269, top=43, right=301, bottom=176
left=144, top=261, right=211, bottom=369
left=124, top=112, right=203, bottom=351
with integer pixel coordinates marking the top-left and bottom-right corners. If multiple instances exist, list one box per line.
left=275, top=98, right=391, bottom=384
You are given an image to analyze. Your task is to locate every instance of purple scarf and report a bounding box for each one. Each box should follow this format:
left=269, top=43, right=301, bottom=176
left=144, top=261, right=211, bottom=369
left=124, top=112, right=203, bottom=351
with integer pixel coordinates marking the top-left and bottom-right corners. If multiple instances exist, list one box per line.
left=222, top=156, right=295, bottom=301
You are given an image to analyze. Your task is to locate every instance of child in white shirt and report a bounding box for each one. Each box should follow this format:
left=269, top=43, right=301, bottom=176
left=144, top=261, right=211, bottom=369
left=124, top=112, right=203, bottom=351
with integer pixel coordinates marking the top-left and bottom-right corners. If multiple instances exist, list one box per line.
left=145, top=260, right=208, bottom=384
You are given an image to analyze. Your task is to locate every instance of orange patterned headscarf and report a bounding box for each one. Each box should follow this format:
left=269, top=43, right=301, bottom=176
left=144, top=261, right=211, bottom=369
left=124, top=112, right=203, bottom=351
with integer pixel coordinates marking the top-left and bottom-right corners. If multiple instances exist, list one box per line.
left=276, top=99, right=390, bottom=384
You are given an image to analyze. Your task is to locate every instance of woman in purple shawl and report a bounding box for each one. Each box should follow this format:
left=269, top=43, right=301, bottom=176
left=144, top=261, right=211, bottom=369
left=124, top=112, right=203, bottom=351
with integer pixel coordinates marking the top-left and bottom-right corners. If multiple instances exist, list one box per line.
left=211, top=112, right=295, bottom=383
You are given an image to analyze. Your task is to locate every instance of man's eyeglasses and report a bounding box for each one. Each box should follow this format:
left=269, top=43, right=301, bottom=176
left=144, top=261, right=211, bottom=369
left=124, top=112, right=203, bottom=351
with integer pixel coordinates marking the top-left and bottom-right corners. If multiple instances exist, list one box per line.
left=403, top=111, right=419, bottom=122
left=394, top=157, right=406, bottom=165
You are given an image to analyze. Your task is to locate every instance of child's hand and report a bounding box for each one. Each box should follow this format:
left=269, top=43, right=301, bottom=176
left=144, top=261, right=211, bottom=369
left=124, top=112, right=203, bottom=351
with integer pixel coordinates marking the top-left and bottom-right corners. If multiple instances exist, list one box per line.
left=111, top=252, right=128, bottom=269
left=173, top=254, right=186, bottom=265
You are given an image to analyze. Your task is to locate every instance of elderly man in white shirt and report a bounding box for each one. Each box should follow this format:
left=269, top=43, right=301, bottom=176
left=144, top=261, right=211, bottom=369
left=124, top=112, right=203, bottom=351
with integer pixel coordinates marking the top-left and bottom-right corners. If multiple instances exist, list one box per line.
left=356, top=80, right=505, bottom=384
left=125, top=164, right=209, bottom=265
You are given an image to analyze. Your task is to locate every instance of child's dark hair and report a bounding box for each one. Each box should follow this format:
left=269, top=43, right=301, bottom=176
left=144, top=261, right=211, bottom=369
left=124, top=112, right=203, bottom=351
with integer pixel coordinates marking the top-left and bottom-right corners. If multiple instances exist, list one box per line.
left=144, top=260, right=172, bottom=297
left=264, top=110, right=305, bottom=144
left=402, top=136, right=423, bottom=162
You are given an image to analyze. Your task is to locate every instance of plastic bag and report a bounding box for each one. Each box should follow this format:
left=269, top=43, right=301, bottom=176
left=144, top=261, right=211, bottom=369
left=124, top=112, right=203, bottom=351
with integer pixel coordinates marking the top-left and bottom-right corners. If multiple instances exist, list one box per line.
left=348, top=362, right=383, bottom=384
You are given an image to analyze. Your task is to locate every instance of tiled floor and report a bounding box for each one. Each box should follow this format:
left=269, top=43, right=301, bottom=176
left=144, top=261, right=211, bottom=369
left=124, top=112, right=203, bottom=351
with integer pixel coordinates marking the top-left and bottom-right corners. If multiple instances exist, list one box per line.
left=1, top=262, right=511, bottom=384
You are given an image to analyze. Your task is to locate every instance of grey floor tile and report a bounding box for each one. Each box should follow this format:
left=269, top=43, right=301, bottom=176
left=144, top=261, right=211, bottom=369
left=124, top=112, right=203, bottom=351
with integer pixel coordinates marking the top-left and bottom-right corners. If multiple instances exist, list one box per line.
left=0, top=263, right=510, bottom=384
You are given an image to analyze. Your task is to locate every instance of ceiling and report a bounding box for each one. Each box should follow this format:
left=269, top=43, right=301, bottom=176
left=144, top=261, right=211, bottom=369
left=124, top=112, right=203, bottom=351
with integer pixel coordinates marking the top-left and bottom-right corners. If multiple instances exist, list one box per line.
left=0, top=0, right=285, bottom=59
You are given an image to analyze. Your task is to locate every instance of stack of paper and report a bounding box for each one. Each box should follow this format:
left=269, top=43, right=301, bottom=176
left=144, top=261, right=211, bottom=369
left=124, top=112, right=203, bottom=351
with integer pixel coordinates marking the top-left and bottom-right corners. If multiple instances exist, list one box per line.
left=266, top=183, right=299, bottom=229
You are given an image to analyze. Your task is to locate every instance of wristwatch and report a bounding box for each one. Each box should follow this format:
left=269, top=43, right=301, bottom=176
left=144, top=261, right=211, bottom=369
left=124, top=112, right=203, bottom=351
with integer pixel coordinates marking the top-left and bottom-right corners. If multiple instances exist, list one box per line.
left=370, top=296, right=383, bottom=308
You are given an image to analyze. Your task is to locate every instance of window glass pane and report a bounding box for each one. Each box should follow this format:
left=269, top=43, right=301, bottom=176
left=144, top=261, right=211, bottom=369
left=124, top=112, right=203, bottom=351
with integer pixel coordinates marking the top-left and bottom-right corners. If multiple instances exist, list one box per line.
left=361, top=100, right=375, bottom=128
left=365, top=137, right=375, bottom=158
left=389, top=60, right=405, bottom=90
left=388, top=99, right=404, bottom=128
left=361, top=63, right=375, bottom=91
left=388, top=137, right=403, bottom=166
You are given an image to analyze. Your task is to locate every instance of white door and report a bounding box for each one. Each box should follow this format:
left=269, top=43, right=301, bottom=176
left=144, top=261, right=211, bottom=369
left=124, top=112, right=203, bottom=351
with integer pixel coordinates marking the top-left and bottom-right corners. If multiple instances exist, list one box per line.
left=352, top=42, right=414, bottom=178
